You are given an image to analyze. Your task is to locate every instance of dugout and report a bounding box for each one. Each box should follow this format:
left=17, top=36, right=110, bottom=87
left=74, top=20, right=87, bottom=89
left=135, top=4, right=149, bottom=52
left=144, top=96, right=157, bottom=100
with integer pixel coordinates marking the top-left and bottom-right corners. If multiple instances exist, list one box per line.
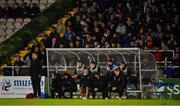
left=46, top=48, right=157, bottom=98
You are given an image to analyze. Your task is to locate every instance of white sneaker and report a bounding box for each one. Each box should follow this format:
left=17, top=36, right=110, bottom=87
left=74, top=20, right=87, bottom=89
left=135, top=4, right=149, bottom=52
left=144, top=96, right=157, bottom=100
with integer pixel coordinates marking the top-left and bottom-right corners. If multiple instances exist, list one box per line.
left=82, top=97, right=87, bottom=99
left=121, top=96, right=127, bottom=99
left=118, top=98, right=122, bottom=100
left=105, top=97, right=108, bottom=100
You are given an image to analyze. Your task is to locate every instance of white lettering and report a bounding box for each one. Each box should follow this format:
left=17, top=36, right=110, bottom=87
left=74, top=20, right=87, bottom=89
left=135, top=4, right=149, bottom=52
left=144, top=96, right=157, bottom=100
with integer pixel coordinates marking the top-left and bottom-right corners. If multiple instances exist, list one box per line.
left=167, top=86, right=173, bottom=93
left=173, top=85, right=180, bottom=95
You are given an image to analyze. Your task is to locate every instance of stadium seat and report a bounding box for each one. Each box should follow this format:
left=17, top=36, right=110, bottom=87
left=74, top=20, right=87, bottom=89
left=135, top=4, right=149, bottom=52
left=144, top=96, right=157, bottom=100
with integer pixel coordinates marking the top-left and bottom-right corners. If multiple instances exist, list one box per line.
left=16, top=0, right=23, bottom=4
left=6, top=22, right=15, bottom=30
left=23, top=0, right=31, bottom=4
left=15, top=18, right=23, bottom=24
left=0, top=29, right=6, bottom=38
left=0, top=18, right=6, bottom=24
left=0, top=24, right=7, bottom=30
left=19, top=50, right=29, bottom=57
left=14, top=28, right=19, bottom=32
left=68, top=10, right=76, bottom=16
left=22, top=22, right=28, bottom=26
left=48, top=0, right=56, bottom=4
left=5, top=29, right=14, bottom=37
left=39, top=4, right=47, bottom=11
left=0, top=0, right=6, bottom=5
left=31, top=0, right=40, bottom=4
left=0, top=38, right=4, bottom=43
left=40, top=0, right=48, bottom=4
left=15, top=22, right=23, bottom=30
left=7, top=18, right=15, bottom=24
left=23, top=18, right=31, bottom=23
left=7, top=0, right=15, bottom=5
left=47, top=3, right=52, bottom=7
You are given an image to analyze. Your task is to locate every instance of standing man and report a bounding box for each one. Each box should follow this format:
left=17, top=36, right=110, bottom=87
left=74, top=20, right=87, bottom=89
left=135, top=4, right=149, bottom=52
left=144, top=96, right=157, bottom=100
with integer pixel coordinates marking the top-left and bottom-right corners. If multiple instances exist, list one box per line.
left=107, top=58, right=119, bottom=77
left=30, top=52, right=42, bottom=98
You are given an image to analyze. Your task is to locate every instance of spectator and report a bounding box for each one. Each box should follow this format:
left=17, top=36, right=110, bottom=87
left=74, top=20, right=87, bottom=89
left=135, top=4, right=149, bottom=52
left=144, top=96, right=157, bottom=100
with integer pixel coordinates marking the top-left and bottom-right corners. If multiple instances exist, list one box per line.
left=115, top=22, right=126, bottom=36
left=14, top=55, right=24, bottom=76
left=145, top=35, right=153, bottom=49
left=173, top=53, right=180, bottom=66
left=30, top=3, right=40, bottom=18
left=0, top=5, right=7, bottom=18
left=153, top=47, right=162, bottom=61
left=59, top=33, right=68, bottom=47
left=23, top=2, right=31, bottom=18
left=7, top=4, right=14, bottom=18
left=14, top=3, right=22, bottom=18
left=64, top=26, right=76, bottom=41
left=164, top=64, right=175, bottom=78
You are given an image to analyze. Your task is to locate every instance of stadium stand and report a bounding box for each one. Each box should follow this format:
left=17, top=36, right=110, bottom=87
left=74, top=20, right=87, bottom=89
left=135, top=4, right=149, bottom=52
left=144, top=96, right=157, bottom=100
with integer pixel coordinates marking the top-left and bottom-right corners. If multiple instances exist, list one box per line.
left=1, top=0, right=179, bottom=77
left=0, top=0, right=56, bottom=43
left=40, top=0, right=179, bottom=75
left=0, top=0, right=179, bottom=99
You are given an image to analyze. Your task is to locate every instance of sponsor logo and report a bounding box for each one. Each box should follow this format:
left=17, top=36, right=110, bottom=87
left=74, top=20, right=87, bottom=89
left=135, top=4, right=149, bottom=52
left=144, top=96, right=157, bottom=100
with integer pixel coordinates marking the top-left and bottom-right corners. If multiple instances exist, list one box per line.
left=1, top=79, right=12, bottom=91
left=14, top=80, right=32, bottom=86
left=156, top=80, right=180, bottom=95
left=13, top=80, right=43, bottom=86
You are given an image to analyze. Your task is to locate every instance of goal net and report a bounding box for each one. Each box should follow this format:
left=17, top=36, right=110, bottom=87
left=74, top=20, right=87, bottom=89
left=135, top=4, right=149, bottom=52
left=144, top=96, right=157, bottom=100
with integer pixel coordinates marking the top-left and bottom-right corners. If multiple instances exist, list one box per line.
left=46, top=48, right=157, bottom=98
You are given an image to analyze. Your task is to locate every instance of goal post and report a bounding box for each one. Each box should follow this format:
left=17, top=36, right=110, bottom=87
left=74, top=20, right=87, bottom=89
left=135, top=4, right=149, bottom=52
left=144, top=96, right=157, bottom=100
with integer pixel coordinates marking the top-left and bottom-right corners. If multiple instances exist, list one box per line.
left=46, top=48, right=157, bottom=98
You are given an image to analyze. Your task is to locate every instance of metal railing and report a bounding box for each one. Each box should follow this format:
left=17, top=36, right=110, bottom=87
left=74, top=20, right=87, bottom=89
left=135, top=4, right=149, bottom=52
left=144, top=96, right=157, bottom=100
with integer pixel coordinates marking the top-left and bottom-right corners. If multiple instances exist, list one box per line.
left=146, top=50, right=175, bottom=69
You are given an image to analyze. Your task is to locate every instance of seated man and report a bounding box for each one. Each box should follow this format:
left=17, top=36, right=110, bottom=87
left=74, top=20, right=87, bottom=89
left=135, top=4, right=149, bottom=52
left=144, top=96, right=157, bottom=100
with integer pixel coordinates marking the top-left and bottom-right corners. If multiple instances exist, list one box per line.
left=75, top=59, right=85, bottom=78
left=61, top=73, right=77, bottom=99
left=89, top=61, right=101, bottom=99
left=110, top=67, right=126, bottom=99
left=51, top=73, right=63, bottom=98
left=73, top=59, right=85, bottom=84
left=98, top=68, right=111, bottom=99
left=79, top=67, right=93, bottom=99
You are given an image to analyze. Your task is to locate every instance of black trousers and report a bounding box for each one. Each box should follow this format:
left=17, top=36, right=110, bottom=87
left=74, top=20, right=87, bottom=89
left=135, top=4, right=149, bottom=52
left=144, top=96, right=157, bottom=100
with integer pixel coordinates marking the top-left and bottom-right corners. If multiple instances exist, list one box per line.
left=111, top=87, right=124, bottom=98
left=98, top=86, right=109, bottom=99
left=102, top=89, right=109, bottom=99
left=51, top=88, right=62, bottom=98
left=89, top=88, right=96, bottom=99
left=62, top=89, right=73, bottom=99
left=31, top=76, right=41, bottom=98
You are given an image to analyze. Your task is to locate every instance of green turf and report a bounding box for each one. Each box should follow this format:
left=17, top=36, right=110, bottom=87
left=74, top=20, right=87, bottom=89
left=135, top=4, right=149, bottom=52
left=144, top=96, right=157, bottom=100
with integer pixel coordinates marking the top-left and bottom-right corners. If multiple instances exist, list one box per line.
left=0, top=99, right=180, bottom=105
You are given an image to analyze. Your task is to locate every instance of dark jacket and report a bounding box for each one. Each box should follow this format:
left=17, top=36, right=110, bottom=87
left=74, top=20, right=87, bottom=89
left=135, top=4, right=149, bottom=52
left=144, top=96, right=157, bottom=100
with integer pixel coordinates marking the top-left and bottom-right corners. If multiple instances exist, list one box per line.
left=99, top=75, right=110, bottom=91
left=111, top=72, right=126, bottom=90
left=30, top=58, right=42, bottom=77
left=79, top=73, right=92, bottom=88
left=62, top=75, right=77, bottom=92
left=52, top=74, right=63, bottom=92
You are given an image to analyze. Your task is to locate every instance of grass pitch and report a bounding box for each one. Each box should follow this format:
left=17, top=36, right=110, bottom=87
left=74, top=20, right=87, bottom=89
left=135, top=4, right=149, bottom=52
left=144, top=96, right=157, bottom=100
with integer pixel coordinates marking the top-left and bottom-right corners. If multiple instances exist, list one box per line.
left=0, top=99, right=180, bottom=105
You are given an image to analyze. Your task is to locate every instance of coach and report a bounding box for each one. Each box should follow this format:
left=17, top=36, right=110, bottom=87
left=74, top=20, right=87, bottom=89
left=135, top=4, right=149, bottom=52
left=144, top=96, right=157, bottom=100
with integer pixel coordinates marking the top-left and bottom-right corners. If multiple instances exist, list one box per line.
left=30, top=52, right=42, bottom=98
